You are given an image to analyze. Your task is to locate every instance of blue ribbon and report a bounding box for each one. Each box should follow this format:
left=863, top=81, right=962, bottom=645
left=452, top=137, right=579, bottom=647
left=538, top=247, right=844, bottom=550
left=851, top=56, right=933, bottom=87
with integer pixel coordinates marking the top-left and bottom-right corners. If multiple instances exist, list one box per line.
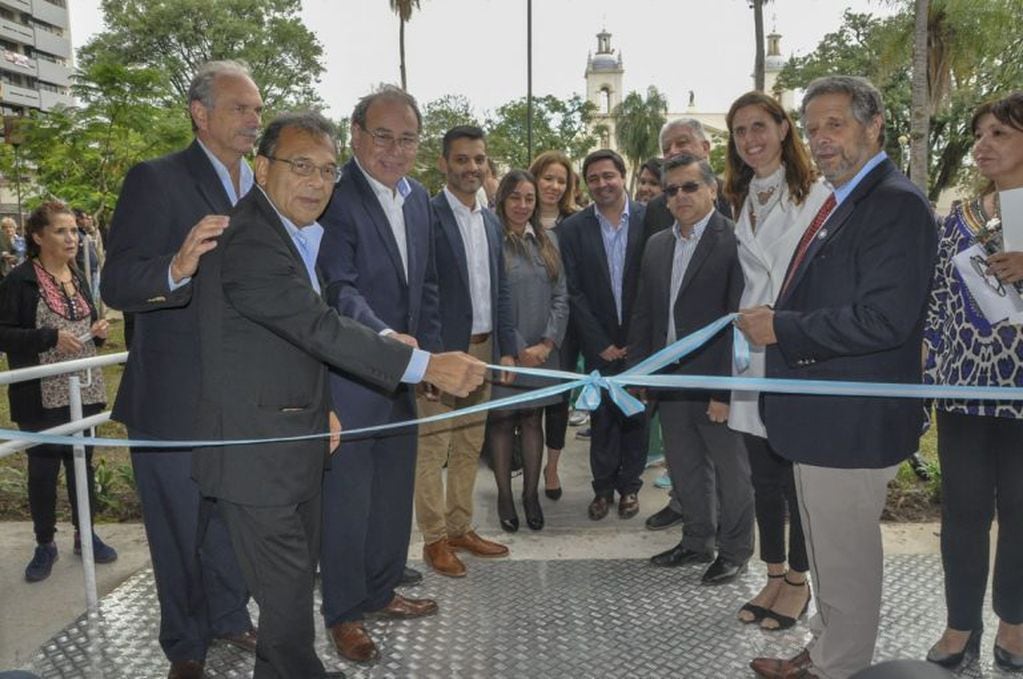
left=4, top=313, right=1022, bottom=449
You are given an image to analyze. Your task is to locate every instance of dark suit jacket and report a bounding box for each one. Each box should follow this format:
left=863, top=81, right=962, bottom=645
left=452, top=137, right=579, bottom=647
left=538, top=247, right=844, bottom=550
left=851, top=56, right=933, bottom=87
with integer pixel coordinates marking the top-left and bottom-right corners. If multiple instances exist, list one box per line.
left=191, top=188, right=413, bottom=506
left=318, top=161, right=441, bottom=428
left=101, top=140, right=234, bottom=439
left=558, top=200, right=647, bottom=373
left=627, top=210, right=744, bottom=403
left=642, top=179, right=733, bottom=245
left=430, top=191, right=515, bottom=361
left=763, top=158, right=937, bottom=469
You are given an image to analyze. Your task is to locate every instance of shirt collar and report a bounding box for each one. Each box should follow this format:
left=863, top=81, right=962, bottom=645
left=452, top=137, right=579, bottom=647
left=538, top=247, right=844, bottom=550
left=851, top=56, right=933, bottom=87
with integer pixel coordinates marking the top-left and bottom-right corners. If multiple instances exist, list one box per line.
left=523, top=223, right=536, bottom=239
left=443, top=186, right=482, bottom=215
left=594, top=200, right=630, bottom=231
left=672, top=208, right=714, bottom=243
left=354, top=157, right=411, bottom=202
left=832, top=151, right=887, bottom=206
left=196, top=138, right=253, bottom=206
left=256, top=186, right=323, bottom=239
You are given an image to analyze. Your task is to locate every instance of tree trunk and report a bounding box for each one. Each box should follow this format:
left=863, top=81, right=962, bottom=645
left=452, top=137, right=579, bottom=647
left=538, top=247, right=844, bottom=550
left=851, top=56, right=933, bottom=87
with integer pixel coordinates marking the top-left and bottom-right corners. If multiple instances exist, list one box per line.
left=909, top=0, right=930, bottom=192
left=753, top=0, right=766, bottom=92
left=399, top=16, right=407, bottom=90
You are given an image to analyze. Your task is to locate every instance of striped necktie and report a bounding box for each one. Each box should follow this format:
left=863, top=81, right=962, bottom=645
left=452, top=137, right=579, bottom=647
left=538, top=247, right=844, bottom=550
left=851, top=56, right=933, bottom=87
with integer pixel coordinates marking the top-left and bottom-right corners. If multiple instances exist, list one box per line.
left=780, top=193, right=837, bottom=297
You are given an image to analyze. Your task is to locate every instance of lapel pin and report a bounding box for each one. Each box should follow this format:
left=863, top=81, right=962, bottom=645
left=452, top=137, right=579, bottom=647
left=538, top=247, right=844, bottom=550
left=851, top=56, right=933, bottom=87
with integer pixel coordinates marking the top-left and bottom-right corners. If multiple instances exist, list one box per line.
left=817, top=229, right=828, bottom=240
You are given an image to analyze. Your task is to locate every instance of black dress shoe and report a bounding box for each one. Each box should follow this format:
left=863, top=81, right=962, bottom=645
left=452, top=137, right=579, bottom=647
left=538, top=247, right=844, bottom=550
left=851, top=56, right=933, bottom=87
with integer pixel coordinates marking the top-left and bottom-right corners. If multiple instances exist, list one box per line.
left=649, top=542, right=713, bottom=567
left=500, top=516, right=520, bottom=532
left=544, top=486, right=563, bottom=500
left=523, top=494, right=544, bottom=530
left=925, top=628, right=981, bottom=668
left=399, top=566, right=423, bottom=587
left=645, top=505, right=683, bottom=531
left=994, top=640, right=1023, bottom=672
left=701, top=556, right=747, bottom=584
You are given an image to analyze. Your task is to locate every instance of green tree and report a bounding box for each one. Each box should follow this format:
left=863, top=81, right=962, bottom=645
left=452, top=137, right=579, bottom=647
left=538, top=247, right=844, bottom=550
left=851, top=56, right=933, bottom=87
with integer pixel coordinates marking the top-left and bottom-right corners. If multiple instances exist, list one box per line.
left=0, top=61, right=191, bottom=221
left=485, top=94, right=598, bottom=172
left=390, top=0, right=422, bottom=91
left=78, top=0, right=325, bottom=109
left=413, top=95, right=480, bottom=194
left=612, top=86, right=668, bottom=192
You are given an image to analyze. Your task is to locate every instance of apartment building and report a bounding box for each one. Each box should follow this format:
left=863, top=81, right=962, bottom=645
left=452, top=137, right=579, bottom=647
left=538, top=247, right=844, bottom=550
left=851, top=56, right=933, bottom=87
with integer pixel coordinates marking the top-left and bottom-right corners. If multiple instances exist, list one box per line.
left=0, top=0, right=72, bottom=114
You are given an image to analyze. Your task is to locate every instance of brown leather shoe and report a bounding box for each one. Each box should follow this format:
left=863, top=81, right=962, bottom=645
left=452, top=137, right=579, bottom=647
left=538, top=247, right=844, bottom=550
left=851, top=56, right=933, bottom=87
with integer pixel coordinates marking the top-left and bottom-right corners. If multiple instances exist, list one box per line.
left=750, top=649, right=816, bottom=678
left=588, top=495, right=613, bottom=520
left=447, top=530, right=509, bottom=558
left=167, top=659, right=204, bottom=679
left=423, top=539, right=467, bottom=577
left=216, top=627, right=257, bottom=653
left=329, top=621, right=379, bottom=663
left=618, top=493, right=640, bottom=519
left=370, top=593, right=439, bottom=619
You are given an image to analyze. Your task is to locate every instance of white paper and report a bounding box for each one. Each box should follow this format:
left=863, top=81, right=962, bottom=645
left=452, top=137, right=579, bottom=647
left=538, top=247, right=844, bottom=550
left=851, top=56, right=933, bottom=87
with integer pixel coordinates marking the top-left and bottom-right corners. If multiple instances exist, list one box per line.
left=1000, top=187, right=1023, bottom=253
left=953, top=243, right=1023, bottom=324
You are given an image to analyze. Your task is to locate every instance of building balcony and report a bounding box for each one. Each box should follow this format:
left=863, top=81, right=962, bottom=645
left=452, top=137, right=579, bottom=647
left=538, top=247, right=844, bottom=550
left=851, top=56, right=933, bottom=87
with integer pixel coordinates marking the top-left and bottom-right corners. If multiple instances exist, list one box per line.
left=0, top=49, right=37, bottom=77
left=32, top=0, right=68, bottom=29
left=39, top=87, right=71, bottom=110
left=36, top=56, right=69, bottom=87
left=33, top=29, right=70, bottom=60
left=0, top=81, right=41, bottom=108
left=0, top=17, right=35, bottom=46
left=0, top=0, right=32, bottom=13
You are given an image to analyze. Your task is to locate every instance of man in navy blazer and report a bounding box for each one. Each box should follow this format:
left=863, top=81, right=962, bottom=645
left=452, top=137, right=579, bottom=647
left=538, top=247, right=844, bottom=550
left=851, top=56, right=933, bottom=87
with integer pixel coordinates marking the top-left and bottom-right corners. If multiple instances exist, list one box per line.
left=558, top=149, right=648, bottom=522
left=316, top=86, right=442, bottom=664
left=739, top=77, right=937, bottom=679
left=101, top=61, right=258, bottom=679
left=416, top=126, right=516, bottom=577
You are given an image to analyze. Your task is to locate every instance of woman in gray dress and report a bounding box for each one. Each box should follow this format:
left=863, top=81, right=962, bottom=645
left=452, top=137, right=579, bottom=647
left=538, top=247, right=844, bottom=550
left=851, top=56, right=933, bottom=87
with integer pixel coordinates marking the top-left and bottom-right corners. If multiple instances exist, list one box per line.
left=489, top=169, right=569, bottom=532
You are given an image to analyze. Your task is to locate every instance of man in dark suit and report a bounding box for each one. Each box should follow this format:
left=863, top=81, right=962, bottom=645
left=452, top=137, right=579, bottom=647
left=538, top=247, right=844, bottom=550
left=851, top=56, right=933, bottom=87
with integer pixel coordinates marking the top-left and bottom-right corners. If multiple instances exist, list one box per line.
left=101, top=60, right=260, bottom=679
left=316, top=86, right=442, bottom=663
left=192, top=111, right=485, bottom=679
left=559, top=149, right=648, bottom=521
left=740, top=77, right=937, bottom=679
left=629, top=154, right=753, bottom=584
left=416, top=126, right=516, bottom=577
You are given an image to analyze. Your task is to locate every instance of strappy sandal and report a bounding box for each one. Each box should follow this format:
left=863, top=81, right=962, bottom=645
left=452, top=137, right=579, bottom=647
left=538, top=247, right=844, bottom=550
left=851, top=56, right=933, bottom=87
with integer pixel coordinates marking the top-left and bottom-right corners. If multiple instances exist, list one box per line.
left=761, top=575, right=812, bottom=631
left=738, top=572, right=784, bottom=624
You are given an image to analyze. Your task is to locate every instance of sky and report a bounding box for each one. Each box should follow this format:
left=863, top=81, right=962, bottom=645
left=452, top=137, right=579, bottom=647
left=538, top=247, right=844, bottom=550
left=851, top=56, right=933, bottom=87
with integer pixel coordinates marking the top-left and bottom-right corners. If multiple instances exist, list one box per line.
left=67, top=0, right=898, bottom=120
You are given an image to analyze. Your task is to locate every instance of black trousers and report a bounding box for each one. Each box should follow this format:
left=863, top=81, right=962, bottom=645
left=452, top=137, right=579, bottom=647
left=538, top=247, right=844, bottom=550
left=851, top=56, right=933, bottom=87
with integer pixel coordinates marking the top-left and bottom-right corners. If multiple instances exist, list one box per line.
left=589, top=399, right=648, bottom=498
left=937, top=410, right=1023, bottom=630
left=320, top=401, right=416, bottom=627
left=131, top=442, right=252, bottom=663
left=24, top=433, right=97, bottom=545
left=743, top=433, right=808, bottom=572
left=220, top=494, right=327, bottom=679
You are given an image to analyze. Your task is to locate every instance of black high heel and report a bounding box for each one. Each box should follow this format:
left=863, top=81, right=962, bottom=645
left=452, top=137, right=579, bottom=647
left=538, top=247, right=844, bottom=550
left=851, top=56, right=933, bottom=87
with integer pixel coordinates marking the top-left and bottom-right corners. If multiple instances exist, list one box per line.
left=543, top=466, right=562, bottom=500
left=994, top=641, right=1023, bottom=672
left=738, top=572, right=784, bottom=624
left=498, top=496, right=519, bottom=533
left=760, top=576, right=811, bottom=631
left=926, top=628, right=982, bottom=669
left=523, top=494, right=544, bottom=530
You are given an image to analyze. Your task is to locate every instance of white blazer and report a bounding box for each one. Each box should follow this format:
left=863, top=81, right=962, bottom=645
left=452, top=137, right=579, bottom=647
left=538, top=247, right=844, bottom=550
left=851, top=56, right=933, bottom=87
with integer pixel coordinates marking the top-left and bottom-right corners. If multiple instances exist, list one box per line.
left=728, top=177, right=832, bottom=437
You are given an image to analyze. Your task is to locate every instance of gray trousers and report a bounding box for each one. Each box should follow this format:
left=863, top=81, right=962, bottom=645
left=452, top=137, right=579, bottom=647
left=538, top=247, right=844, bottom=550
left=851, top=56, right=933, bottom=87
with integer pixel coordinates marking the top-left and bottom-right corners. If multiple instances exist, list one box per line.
left=660, top=397, right=754, bottom=562
left=794, top=462, right=899, bottom=679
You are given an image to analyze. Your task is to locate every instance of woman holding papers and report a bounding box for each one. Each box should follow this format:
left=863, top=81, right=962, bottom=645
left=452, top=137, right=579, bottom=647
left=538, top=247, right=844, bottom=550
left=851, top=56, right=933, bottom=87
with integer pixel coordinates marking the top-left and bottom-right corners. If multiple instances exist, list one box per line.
left=0, top=201, right=116, bottom=584
left=722, top=91, right=830, bottom=631
left=924, top=92, right=1023, bottom=672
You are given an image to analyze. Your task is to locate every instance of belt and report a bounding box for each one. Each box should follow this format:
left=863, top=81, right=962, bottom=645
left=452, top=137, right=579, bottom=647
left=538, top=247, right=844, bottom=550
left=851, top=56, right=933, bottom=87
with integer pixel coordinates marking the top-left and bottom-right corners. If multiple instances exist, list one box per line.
left=469, top=332, right=491, bottom=344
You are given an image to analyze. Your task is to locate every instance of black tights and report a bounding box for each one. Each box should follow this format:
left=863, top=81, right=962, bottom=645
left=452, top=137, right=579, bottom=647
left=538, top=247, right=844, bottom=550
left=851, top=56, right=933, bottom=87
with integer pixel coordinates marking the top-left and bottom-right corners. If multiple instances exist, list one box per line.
left=489, top=408, right=543, bottom=519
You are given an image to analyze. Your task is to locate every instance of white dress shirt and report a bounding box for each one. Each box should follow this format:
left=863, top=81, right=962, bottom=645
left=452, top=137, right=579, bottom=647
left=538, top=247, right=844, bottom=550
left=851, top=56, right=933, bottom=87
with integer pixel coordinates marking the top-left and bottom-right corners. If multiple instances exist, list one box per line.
left=444, top=187, right=492, bottom=334
left=355, top=157, right=410, bottom=278
left=666, top=209, right=713, bottom=344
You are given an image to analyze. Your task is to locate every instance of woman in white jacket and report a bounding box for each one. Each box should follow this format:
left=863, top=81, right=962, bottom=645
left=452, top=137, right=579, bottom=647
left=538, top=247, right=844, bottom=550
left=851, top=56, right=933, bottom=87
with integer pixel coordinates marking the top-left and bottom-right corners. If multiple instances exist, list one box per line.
left=724, top=91, right=831, bottom=631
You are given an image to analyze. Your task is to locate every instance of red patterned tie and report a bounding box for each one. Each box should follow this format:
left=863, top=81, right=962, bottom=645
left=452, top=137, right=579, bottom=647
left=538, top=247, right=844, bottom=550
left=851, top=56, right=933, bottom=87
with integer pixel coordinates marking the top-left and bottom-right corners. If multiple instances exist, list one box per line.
left=780, top=193, right=837, bottom=297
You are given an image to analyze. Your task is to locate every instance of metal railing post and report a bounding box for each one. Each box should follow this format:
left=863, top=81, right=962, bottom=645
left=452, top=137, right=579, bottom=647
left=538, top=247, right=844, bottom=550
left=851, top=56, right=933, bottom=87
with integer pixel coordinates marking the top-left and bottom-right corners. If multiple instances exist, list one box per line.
left=68, top=374, right=99, bottom=611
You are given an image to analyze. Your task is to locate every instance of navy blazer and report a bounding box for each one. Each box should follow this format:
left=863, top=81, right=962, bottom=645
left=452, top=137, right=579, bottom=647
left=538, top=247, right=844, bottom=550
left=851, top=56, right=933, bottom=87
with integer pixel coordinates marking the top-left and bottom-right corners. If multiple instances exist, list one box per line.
left=558, top=200, right=647, bottom=373
left=101, top=140, right=236, bottom=439
left=628, top=210, right=744, bottom=403
left=318, top=160, right=441, bottom=427
left=763, top=159, right=937, bottom=469
left=430, top=191, right=515, bottom=361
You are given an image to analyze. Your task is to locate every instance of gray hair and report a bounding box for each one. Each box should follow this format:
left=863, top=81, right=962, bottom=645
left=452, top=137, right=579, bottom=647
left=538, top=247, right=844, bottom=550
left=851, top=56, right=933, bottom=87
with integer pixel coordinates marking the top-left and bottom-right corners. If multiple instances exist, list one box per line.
left=188, top=60, right=254, bottom=109
left=257, top=111, right=338, bottom=159
left=801, top=75, right=886, bottom=146
left=659, top=117, right=708, bottom=149
left=351, top=84, right=422, bottom=132
left=661, top=153, right=716, bottom=187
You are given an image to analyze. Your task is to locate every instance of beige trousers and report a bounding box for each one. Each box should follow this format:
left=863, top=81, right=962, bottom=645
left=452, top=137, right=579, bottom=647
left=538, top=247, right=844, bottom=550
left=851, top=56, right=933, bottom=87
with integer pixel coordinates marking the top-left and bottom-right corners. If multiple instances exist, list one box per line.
left=414, top=338, right=492, bottom=544
left=794, top=461, right=899, bottom=679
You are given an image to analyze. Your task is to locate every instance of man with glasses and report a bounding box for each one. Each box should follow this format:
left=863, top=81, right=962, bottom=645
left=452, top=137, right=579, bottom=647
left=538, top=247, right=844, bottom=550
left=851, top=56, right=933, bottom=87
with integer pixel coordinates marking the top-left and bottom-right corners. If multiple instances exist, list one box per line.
left=628, top=154, right=753, bottom=584
left=315, top=85, right=443, bottom=664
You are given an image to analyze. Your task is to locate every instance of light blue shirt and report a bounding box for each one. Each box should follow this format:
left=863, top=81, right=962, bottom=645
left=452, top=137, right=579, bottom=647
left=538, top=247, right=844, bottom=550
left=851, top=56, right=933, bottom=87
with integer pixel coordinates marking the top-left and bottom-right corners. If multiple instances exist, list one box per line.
left=168, top=140, right=255, bottom=291
left=833, top=151, right=888, bottom=206
left=595, top=202, right=631, bottom=324
left=258, top=187, right=427, bottom=384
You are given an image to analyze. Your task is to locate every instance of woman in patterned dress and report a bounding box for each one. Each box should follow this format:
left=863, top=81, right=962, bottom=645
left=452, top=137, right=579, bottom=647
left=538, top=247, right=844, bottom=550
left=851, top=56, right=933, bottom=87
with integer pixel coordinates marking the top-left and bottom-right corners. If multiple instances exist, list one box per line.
left=924, top=92, right=1023, bottom=672
left=0, top=201, right=117, bottom=583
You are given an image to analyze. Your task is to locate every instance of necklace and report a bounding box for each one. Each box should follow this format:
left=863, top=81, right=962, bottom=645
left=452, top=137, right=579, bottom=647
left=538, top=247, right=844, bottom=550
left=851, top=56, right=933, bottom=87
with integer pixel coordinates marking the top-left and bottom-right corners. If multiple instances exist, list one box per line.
left=756, top=186, right=777, bottom=206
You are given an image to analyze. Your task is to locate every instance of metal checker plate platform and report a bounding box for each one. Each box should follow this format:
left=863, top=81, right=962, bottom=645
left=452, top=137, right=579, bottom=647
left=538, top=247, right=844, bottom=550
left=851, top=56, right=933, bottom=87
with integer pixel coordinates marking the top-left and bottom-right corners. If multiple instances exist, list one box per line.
left=27, top=555, right=1012, bottom=678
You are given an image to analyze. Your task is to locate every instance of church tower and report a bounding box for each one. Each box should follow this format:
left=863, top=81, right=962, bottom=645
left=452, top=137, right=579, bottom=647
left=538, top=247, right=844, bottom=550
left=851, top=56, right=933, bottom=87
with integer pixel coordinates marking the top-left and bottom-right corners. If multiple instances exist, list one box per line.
left=763, top=27, right=795, bottom=111
left=585, top=29, right=624, bottom=151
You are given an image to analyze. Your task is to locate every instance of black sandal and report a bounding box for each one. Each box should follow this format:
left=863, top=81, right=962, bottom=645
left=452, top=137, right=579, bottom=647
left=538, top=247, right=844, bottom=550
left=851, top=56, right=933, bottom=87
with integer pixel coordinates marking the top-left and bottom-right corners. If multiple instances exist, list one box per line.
left=738, top=573, right=784, bottom=624
left=761, top=576, right=811, bottom=631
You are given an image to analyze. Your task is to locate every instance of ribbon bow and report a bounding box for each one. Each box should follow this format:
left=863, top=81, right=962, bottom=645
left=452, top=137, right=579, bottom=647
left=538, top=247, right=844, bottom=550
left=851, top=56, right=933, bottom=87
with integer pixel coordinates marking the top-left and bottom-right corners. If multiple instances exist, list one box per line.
left=574, top=370, right=646, bottom=417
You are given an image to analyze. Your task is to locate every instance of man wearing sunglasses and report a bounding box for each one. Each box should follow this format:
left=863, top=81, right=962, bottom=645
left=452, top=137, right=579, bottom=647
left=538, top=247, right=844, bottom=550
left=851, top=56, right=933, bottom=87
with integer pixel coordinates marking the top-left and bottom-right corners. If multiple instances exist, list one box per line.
left=628, top=153, right=752, bottom=584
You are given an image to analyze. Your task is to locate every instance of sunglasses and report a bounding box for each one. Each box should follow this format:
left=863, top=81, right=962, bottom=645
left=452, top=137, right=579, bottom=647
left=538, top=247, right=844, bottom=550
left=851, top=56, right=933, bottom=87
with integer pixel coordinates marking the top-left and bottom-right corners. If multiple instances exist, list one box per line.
left=663, top=181, right=704, bottom=197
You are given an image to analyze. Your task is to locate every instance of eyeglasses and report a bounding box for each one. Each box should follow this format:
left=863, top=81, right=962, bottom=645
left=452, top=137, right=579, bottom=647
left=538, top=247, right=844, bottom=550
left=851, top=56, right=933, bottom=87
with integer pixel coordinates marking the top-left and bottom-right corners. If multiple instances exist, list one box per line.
left=663, top=181, right=704, bottom=198
left=267, top=156, right=341, bottom=184
left=364, top=128, right=420, bottom=152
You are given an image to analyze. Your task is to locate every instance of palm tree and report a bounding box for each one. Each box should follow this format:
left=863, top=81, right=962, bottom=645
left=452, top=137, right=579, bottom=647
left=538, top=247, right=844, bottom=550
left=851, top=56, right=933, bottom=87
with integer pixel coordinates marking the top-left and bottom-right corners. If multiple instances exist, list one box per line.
left=750, top=0, right=774, bottom=92
left=389, top=0, right=421, bottom=90
left=613, top=87, right=669, bottom=192
left=909, top=0, right=929, bottom=191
